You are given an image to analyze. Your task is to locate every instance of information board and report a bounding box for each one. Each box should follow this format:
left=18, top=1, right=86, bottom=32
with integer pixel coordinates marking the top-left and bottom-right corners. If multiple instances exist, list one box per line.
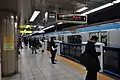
left=57, top=13, right=87, bottom=24
left=4, top=37, right=14, bottom=51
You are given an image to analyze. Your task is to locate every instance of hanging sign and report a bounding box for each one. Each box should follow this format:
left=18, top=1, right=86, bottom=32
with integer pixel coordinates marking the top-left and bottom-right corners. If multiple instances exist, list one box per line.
left=56, top=13, right=87, bottom=24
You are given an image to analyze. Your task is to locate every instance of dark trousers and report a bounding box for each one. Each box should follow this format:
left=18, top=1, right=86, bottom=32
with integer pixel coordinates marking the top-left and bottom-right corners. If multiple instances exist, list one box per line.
left=51, top=51, right=56, bottom=63
left=85, top=70, right=97, bottom=80
left=32, top=47, right=37, bottom=54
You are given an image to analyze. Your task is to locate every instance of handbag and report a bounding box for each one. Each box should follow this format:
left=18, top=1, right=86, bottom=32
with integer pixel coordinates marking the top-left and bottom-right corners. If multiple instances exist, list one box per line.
left=80, top=51, right=94, bottom=67
left=80, top=52, right=89, bottom=67
left=80, top=52, right=101, bottom=71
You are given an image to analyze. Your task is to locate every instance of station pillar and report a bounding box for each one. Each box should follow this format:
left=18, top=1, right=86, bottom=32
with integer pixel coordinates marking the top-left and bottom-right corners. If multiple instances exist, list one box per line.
left=0, top=11, right=18, bottom=77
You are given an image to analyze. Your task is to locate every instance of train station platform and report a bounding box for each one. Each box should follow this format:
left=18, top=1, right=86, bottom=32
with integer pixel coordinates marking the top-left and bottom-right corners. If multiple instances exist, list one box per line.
left=2, top=46, right=117, bottom=80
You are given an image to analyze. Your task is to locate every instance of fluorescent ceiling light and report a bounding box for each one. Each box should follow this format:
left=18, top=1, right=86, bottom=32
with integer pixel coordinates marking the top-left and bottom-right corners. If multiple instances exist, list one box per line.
left=45, top=12, right=48, bottom=21
left=113, top=0, right=120, bottom=4
left=33, top=30, right=44, bottom=33
left=39, top=26, right=44, bottom=28
left=42, top=25, right=55, bottom=31
left=81, top=3, right=113, bottom=15
left=15, top=22, right=17, bottom=28
left=45, top=12, right=48, bottom=18
left=16, top=16, right=18, bottom=19
left=26, top=25, right=30, bottom=28
left=11, top=16, right=14, bottom=18
left=76, top=7, right=88, bottom=12
left=33, top=26, right=37, bottom=28
left=57, top=22, right=63, bottom=24
left=29, top=11, right=40, bottom=22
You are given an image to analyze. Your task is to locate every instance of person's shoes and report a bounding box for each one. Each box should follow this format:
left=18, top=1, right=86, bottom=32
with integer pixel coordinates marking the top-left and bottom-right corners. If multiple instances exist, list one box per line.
left=55, top=60, right=57, bottom=61
left=52, top=62, right=56, bottom=64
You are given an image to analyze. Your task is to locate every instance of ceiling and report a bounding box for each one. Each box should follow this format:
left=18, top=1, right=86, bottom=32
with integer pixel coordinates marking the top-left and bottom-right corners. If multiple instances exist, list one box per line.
left=21, top=0, right=115, bottom=33
left=29, top=0, right=114, bottom=24
left=32, top=0, right=86, bottom=12
left=0, top=0, right=18, bottom=12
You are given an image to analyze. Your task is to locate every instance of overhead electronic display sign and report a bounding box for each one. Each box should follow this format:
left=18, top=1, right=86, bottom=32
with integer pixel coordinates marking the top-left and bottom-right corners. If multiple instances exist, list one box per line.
left=56, top=13, right=87, bottom=24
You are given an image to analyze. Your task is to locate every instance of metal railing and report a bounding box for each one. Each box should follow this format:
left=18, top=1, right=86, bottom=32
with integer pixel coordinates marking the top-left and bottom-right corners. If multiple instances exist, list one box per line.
left=60, top=43, right=120, bottom=77
left=60, top=43, right=82, bottom=62
left=103, top=46, right=120, bottom=77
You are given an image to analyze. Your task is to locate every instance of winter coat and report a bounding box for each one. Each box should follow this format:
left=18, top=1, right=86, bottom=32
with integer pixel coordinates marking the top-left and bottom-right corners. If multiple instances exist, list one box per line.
left=81, top=40, right=101, bottom=72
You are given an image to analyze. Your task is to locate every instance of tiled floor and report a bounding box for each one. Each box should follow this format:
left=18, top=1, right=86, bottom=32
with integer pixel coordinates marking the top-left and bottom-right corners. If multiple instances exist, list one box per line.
left=2, top=46, right=85, bottom=80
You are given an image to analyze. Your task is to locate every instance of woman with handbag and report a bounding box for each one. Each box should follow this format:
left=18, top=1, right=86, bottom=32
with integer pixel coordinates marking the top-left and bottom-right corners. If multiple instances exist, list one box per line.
left=82, top=36, right=101, bottom=80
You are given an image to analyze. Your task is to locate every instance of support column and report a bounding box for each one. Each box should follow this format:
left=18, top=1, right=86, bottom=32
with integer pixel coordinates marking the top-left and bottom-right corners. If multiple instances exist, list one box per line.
left=0, top=11, right=18, bottom=77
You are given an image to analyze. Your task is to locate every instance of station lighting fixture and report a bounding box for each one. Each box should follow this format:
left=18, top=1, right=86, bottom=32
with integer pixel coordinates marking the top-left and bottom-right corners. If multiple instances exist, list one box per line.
left=11, top=16, right=14, bottom=18
left=45, top=12, right=48, bottom=21
left=26, top=25, right=30, bottom=28
left=81, top=0, right=120, bottom=15
left=42, top=25, right=55, bottom=31
left=33, top=26, right=37, bottom=28
left=81, top=3, right=113, bottom=15
left=76, top=7, right=88, bottom=12
left=16, top=16, right=18, bottom=19
left=15, top=22, right=17, bottom=28
left=29, top=11, right=40, bottom=22
left=39, top=26, right=44, bottom=28
left=57, top=22, right=63, bottom=24
left=113, top=0, right=120, bottom=4
left=33, top=30, right=44, bottom=33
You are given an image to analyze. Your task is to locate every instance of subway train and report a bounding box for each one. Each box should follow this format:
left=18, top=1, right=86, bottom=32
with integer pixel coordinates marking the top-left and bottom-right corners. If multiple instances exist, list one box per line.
left=57, top=29, right=120, bottom=46
left=46, top=22, right=120, bottom=46
left=47, top=29, right=120, bottom=46
left=44, top=22, right=120, bottom=77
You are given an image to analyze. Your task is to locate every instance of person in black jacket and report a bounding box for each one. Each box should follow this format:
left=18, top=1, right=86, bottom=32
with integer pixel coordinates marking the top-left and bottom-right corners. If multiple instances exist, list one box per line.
left=50, top=37, right=57, bottom=64
left=31, top=38, right=37, bottom=54
left=84, top=36, right=101, bottom=80
left=28, top=38, right=32, bottom=48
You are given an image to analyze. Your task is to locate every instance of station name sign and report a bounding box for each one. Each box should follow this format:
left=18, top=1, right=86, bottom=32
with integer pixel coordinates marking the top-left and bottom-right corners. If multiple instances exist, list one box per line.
left=56, top=13, right=87, bottom=24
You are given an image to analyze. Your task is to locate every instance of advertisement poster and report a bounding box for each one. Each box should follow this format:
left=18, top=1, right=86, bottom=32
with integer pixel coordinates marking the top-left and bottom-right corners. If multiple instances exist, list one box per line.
left=4, top=37, right=14, bottom=51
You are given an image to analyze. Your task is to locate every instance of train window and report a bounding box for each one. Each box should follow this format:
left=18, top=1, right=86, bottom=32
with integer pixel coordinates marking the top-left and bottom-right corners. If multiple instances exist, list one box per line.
left=68, top=35, right=82, bottom=44
left=100, top=31, right=108, bottom=46
left=89, top=32, right=100, bottom=42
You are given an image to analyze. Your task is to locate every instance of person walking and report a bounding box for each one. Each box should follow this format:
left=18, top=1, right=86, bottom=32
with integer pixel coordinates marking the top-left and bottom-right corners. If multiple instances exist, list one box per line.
left=31, top=38, right=37, bottom=54
left=39, top=39, right=44, bottom=53
left=82, top=36, right=101, bottom=80
left=28, top=38, right=32, bottom=48
left=18, top=37, right=23, bottom=49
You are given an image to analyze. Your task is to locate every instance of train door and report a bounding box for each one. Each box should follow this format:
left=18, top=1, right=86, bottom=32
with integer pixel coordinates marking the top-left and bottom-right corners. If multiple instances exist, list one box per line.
left=89, top=32, right=100, bottom=42
left=58, top=35, right=64, bottom=42
left=100, top=31, right=108, bottom=46
left=58, top=35, right=61, bottom=41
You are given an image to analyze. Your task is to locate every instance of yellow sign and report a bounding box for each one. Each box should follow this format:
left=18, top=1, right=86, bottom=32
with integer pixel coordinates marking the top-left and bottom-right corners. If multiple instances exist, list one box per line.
left=4, top=37, right=14, bottom=51
left=20, top=25, right=32, bottom=29
left=20, top=30, right=32, bottom=34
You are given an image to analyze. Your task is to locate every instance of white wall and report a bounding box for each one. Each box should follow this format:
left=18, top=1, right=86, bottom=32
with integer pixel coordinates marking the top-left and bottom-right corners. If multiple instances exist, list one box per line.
left=109, top=29, right=120, bottom=45
left=81, top=32, right=89, bottom=42
left=64, top=35, right=68, bottom=43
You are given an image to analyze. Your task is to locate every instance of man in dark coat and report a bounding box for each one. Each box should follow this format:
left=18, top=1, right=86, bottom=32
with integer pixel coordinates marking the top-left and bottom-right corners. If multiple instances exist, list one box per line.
left=28, top=38, right=32, bottom=48
left=50, top=37, right=57, bottom=64
left=84, top=36, right=101, bottom=80
left=31, top=38, right=37, bottom=54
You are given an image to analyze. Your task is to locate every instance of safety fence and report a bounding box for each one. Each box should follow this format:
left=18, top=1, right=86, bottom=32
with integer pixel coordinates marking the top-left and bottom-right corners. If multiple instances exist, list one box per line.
left=60, top=43, right=120, bottom=77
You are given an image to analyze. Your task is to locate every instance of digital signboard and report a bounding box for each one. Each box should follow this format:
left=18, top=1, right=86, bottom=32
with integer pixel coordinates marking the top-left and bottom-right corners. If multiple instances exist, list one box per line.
left=57, top=13, right=87, bottom=24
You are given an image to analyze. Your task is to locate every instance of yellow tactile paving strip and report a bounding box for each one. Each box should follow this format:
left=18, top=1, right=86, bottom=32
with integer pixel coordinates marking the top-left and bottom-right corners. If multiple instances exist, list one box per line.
left=45, top=50, right=114, bottom=80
